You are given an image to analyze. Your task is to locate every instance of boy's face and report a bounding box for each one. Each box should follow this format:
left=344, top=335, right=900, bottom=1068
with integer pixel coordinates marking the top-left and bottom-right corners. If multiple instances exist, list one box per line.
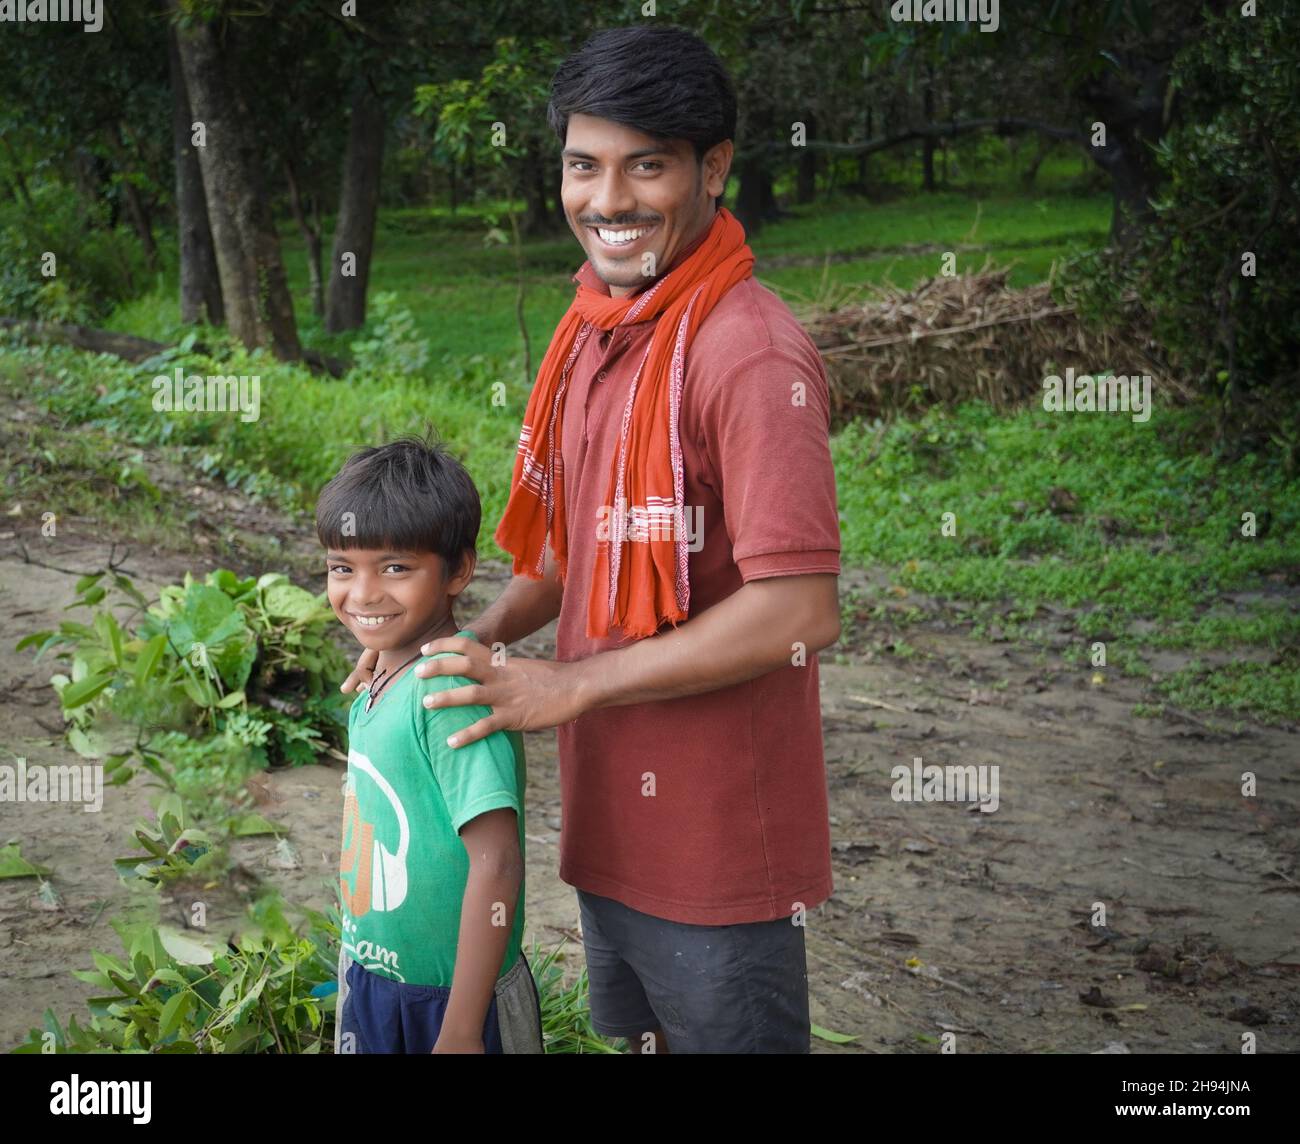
left=324, top=547, right=474, bottom=653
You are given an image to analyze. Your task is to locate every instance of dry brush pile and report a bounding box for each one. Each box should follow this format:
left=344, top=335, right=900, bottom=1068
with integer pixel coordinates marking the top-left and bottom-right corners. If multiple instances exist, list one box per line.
left=796, top=262, right=1175, bottom=429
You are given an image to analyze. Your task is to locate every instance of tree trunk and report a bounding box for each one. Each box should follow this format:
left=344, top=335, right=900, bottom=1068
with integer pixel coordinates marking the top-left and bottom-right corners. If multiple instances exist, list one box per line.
left=284, top=158, right=324, bottom=317
left=72, top=147, right=112, bottom=223
left=167, top=20, right=222, bottom=326
left=325, top=76, right=385, bottom=333
left=171, top=5, right=300, bottom=359
left=520, top=141, right=549, bottom=236
left=1021, top=136, right=1051, bottom=188
left=856, top=107, right=872, bottom=193
left=1078, top=58, right=1169, bottom=247
left=922, top=71, right=936, bottom=192
left=734, top=154, right=768, bottom=234
left=123, top=173, right=160, bottom=272
left=735, top=143, right=782, bottom=235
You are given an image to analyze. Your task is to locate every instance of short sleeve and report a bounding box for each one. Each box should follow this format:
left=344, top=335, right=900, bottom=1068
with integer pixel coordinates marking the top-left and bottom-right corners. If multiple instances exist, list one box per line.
left=414, top=679, right=521, bottom=834
left=697, top=345, right=842, bottom=582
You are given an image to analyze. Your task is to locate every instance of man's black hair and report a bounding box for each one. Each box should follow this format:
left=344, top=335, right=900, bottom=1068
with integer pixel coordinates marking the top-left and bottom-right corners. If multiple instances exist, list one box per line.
left=315, top=430, right=480, bottom=577
left=547, top=25, right=737, bottom=183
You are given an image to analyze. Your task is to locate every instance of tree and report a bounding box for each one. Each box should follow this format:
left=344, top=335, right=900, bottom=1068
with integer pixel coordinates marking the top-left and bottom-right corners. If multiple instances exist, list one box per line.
left=166, top=17, right=222, bottom=326
left=170, top=0, right=301, bottom=360
left=415, top=37, right=565, bottom=381
left=325, top=74, right=386, bottom=333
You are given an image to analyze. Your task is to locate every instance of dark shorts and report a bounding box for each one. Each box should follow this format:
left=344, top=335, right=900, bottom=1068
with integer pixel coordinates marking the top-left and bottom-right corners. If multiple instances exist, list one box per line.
left=335, top=952, right=543, bottom=1054
left=577, top=889, right=810, bottom=1053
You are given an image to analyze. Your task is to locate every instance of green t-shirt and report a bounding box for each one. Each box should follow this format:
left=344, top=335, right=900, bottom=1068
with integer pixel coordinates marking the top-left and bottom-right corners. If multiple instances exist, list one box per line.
left=338, top=631, right=526, bottom=987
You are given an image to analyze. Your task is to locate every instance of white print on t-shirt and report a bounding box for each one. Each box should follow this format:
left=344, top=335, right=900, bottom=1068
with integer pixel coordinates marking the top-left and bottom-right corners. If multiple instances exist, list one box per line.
left=340, top=748, right=410, bottom=912
left=341, top=914, right=404, bottom=979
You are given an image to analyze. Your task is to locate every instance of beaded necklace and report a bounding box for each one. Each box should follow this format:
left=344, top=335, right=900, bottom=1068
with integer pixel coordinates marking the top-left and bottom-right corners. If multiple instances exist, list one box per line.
left=364, top=651, right=423, bottom=714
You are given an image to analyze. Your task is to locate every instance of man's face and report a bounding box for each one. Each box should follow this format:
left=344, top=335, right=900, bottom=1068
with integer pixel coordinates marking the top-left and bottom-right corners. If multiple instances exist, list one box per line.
left=560, top=113, right=732, bottom=296
left=324, top=547, right=471, bottom=653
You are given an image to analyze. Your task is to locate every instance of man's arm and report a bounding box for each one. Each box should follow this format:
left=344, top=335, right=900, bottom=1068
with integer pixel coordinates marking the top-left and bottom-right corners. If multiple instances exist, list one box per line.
left=433, top=808, right=524, bottom=1053
left=576, top=572, right=840, bottom=711
left=466, top=542, right=565, bottom=651
left=420, top=572, right=840, bottom=749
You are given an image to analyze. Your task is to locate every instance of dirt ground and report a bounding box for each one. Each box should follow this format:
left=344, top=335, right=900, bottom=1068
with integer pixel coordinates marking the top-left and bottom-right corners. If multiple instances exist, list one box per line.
left=1, top=444, right=1296, bottom=1055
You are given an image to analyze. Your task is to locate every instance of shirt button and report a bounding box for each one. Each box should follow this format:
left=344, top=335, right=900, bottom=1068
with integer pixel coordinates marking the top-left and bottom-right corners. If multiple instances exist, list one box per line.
left=597, top=370, right=607, bottom=382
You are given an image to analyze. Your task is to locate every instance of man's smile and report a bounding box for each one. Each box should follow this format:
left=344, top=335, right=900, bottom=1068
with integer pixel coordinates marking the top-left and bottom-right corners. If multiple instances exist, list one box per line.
left=586, top=222, right=659, bottom=256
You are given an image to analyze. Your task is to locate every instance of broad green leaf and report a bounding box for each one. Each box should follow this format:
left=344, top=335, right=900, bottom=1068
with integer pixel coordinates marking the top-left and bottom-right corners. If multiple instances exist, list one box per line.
left=61, top=672, right=113, bottom=709
left=158, top=926, right=222, bottom=966
left=261, top=582, right=321, bottom=622
left=95, top=612, right=124, bottom=667
left=74, top=572, right=105, bottom=595
left=159, top=989, right=194, bottom=1038
left=134, top=634, right=168, bottom=688
left=229, top=813, right=280, bottom=837
left=0, top=843, right=41, bottom=878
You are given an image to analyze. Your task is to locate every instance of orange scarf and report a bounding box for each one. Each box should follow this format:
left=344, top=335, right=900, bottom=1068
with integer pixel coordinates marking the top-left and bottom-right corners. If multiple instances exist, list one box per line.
left=495, top=207, right=754, bottom=640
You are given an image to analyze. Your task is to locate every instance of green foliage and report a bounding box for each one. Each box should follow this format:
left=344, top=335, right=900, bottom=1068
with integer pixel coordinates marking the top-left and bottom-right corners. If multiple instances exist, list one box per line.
left=10, top=336, right=523, bottom=546
left=8, top=786, right=338, bottom=1054
left=11, top=888, right=338, bottom=1054
left=1061, top=7, right=1300, bottom=463
left=0, top=180, right=147, bottom=322
left=413, top=36, right=561, bottom=183
left=16, top=567, right=349, bottom=787
left=348, top=290, right=430, bottom=377
left=528, top=944, right=621, bottom=1055
left=1154, top=657, right=1300, bottom=727
left=112, top=791, right=218, bottom=887
left=11, top=780, right=621, bottom=1055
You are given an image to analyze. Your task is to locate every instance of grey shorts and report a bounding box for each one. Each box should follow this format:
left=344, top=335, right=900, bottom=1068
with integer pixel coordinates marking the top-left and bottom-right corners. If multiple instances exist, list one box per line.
left=577, top=889, right=810, bottom=1053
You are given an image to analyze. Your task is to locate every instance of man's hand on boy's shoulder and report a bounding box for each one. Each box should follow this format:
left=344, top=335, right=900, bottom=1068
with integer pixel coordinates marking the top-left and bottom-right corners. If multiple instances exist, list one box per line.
left=413, top=635, right=588, bottom=750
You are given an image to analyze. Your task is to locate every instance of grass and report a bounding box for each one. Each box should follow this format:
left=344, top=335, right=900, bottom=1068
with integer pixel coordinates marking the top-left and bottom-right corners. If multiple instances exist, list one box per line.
left=530, top=943, right=623, bottom=1054
left=832, top=402, right=1300, bottom=629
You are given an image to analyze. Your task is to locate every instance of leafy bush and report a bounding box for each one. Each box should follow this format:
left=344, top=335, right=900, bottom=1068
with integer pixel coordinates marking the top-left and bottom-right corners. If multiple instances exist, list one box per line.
left=0, top=179, right=148, bottom=322
left=10, top=788, right=614, bottom=1054
left=17, top=567, right=350, bottom=787
left=1061, top=7, right=1300, bottom=466
left=13, top=904, right=338, bottom=1053
left=348, top=290, right=431, bottom=377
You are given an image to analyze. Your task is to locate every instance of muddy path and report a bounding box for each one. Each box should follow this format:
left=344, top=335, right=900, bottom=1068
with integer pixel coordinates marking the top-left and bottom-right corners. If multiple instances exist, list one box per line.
left=1, top=445, right=1296, bottom=1055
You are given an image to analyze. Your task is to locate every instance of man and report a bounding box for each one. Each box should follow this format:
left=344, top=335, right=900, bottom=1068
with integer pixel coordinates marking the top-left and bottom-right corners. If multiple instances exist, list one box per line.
left=344, top=24, right=842, bottom=1053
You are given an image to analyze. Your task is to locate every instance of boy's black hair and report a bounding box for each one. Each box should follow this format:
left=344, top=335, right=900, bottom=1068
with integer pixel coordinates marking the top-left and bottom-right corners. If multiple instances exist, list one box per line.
left=315, top=431, right=480, bottom=577
left=546, top=25, right=737, bottom=196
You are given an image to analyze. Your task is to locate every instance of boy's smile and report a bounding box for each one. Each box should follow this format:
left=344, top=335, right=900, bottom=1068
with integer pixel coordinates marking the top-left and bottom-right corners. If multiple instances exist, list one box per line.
left=325, top=547, right=473, bottom=667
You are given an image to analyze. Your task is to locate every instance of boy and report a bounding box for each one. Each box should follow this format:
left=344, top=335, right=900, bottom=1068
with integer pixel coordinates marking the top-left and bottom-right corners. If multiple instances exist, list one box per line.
left=317, top=434, right=543, bottom=1054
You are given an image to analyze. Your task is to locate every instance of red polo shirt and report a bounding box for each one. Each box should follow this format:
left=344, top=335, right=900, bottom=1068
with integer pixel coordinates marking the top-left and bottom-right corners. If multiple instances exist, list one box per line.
left=552, top=230, right=842, bottom=925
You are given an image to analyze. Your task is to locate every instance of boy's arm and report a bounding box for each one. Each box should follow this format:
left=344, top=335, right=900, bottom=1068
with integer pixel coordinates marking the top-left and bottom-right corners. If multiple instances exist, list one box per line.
left=433, top=807, right=524, bottom=1054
